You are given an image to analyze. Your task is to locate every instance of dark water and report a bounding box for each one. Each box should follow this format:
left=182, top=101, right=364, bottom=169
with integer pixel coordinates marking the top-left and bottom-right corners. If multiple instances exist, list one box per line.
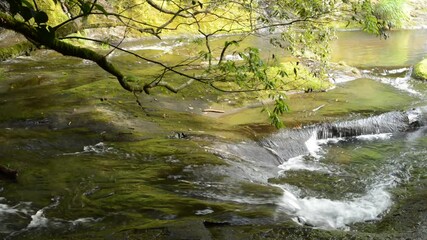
left=0, top=30, right=426, bottom=239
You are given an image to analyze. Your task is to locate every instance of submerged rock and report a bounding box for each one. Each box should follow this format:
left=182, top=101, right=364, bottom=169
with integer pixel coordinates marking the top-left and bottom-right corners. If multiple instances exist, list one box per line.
left=412, top=58, right=427, bottom=80
left=0, top=165, right=18, bottom=181
left=329, top=61, right=362, bottom=83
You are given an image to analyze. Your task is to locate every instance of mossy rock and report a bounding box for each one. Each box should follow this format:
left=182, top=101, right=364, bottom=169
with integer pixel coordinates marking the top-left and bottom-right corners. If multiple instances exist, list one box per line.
left=413, top=59, right=427, bottom=81
left=0, top=41, right=36, bottom=61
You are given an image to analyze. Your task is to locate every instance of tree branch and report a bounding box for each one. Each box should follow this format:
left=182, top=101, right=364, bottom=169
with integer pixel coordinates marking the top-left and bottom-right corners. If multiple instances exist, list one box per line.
left=60, top=36, right=212, bottom=83
left=144, top=79, right=195, bottom=94
left=0, top=11, right=140, bottom=92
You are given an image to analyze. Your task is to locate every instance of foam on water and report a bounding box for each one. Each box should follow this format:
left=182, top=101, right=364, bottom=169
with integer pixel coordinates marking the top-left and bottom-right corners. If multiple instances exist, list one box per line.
left=275, top=129, right=403, bottom=229
left=278, top=155, right=327, bottom=173
left=27, top=209, right=49, bottom=228
left=63, top=142, right=115, bottom=155
left=83, top=142, right=115, bottom=154
left=277, top=186, right=392, bottom=229
left=26, top=197, right=60, bottom=229
left=379, top=76, right=419, bottom=95
left=278, top=130, right=394, bottom=174
left=0, top=197, right=32, bottom=221
left=355, top=133, right=392, bottom=141
left=0, top=202, right=19, bottom=215
left=125, top=41, right=185, bottom=52
left=384, top=67, right=408, bottom=74
left=363, top=67, right=421, bottom=95
left=3, top=197, right=102, bottom=238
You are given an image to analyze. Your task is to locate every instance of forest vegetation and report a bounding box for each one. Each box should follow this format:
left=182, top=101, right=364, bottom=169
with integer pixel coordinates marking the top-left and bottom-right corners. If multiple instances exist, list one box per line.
left=0, top=0, right=414, bottom=126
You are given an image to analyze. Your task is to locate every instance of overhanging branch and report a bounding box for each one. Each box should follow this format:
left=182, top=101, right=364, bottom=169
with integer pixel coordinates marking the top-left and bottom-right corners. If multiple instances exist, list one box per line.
left=0, top=11, right=140, bottom=92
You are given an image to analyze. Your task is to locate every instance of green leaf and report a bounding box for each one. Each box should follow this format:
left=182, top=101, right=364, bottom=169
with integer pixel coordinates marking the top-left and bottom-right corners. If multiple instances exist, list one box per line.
left=19, top=6, right=33, bottom=22
left=94, top=3, right=108, bottom=16
left=279, top=70, right=288, bottom=77
left=21, top=0, right=34, bottom=9
left=79, top=1, right=92, bottom=15
left=34, top=11, right=49, bottom=24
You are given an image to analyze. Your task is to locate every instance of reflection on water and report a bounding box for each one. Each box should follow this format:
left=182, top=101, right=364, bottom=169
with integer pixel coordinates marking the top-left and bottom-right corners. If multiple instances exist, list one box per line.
left=331, top=30, right=427, bottom=67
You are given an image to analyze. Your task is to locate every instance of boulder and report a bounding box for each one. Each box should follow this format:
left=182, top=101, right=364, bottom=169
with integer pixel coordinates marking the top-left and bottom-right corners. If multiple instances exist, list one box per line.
left=413, top=59, right=427, bottom=80
left=329, top=61, right=362, bottom=83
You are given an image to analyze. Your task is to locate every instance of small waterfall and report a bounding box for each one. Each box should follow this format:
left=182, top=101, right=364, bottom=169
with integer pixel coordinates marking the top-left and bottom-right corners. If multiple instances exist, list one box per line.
left=262, top=108, right=424, bottom=165
left=211, top=107, right=426, bottom=230
left=261, top=129, right=314, bottom=163
left=266, top=108, right=425, bottom=229
left=316, top=111, right=414, bottom=139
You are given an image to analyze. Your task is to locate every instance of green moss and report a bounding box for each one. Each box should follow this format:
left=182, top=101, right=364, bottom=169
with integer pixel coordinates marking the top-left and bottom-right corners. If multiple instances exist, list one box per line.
left=106, top=0, right=251, bottom=37
left=38, top=0, right=69, bottom=25
left=218, top=78, right=416, bottom=127
left=0, top=42, right=36, bottom=61
left=211, top=61, right=332, bottom=113
left=413, top=58, right=427, bottom=80
left=269, top=170, right=366, bottom=199
left=374, top=0, right=409, bottom=29
left=267, top=62, right=332, bottom=91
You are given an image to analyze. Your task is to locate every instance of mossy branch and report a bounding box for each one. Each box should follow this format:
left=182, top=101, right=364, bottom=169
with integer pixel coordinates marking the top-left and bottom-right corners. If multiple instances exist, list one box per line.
left=0, top=11, right=140, bottom=92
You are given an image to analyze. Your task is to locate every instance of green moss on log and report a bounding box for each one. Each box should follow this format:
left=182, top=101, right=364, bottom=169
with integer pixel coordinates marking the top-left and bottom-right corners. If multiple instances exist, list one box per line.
left=413, top=59, right=427, bottom=80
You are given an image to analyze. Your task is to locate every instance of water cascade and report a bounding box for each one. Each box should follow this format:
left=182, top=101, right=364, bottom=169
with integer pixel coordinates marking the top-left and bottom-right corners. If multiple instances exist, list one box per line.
left=212, top=107, right=426, bottom=229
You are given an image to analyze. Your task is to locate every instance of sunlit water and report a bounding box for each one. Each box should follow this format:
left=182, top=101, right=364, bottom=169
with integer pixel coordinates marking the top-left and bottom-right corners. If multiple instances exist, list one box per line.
left=0, top=30, right=427, bottom=238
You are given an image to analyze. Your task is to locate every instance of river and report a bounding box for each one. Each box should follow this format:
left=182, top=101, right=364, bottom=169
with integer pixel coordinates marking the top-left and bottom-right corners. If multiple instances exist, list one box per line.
left=0, top=30, right=426, bottom=239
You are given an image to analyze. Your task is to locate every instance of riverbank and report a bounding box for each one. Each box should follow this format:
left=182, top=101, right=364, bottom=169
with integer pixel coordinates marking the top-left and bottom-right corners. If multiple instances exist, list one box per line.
left=406, top=0, right=427, bottom=29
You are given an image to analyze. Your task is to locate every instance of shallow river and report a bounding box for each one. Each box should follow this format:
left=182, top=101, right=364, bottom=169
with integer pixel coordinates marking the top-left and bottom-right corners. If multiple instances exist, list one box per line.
left=0, top=30, right=427, bottom=239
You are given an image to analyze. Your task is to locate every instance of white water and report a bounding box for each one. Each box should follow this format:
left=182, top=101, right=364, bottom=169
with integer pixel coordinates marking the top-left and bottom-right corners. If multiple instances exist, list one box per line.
left=211, top=107, right=425, bottom=230
left=278, top=131, right=329, bottom=173
left=276, top=131, right=398, bottom=229
left=355, top=133, right=392, bottom=141
left=124, top=41, right=185, bottom=52
left=362, top=67, right=421, bottom=95
left=27, top=209, right=49, bottom=228
left=2, top=196, right=102, bottom=238
left=333, top=67, right=420, bottom=95
left=63, top=142, right=116, bottom=155
left=278, top=155, right=328, bottom=173
left=0, top=197, right=32, bottom=222
left=277, top=186, right=392, bottom=230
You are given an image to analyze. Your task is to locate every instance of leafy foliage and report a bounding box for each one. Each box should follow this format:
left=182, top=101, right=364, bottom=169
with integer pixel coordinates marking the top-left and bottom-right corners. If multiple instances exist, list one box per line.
left=374, top=0, right=408, bottom=29
left=8, top=0, right=49, bottom=25
left=0, top=0, right=410, bottom=128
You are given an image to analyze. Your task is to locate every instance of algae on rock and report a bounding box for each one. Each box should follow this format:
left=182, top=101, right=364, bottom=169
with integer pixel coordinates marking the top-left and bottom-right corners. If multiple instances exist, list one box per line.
left=413, top=58, right=427, bottom=80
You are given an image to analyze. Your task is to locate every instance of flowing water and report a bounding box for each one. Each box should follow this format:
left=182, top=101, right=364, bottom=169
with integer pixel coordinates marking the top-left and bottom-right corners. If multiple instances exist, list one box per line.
left=0, top=30, right=427, bottom=239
